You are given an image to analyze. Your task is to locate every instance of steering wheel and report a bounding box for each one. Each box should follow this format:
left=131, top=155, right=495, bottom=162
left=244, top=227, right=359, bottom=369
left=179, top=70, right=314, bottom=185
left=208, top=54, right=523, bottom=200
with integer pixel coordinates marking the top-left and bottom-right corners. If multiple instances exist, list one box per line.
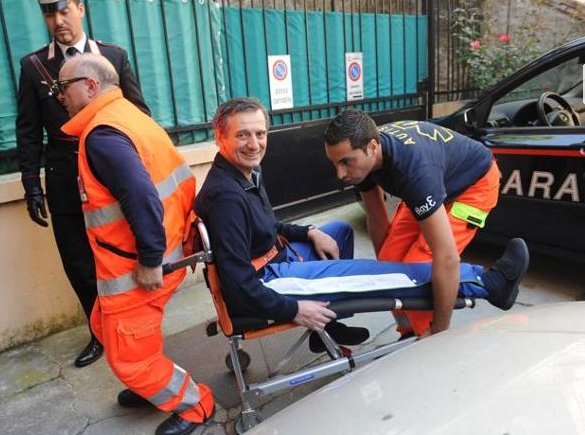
left=536, top=91, right=581, bottom=126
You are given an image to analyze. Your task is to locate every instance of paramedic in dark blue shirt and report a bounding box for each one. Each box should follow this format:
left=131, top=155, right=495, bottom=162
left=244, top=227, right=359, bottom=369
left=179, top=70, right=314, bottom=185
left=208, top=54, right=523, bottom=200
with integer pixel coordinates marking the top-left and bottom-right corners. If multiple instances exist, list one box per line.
left=195, top=99, right=527, bottom=350
left=324, top=110, right=501, bottom=337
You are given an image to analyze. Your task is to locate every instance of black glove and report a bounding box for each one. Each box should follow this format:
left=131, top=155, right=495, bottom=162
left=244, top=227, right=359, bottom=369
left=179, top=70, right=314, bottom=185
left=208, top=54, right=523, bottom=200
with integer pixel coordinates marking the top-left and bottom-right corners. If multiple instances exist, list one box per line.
left=24, top=186, right=49, bottom=227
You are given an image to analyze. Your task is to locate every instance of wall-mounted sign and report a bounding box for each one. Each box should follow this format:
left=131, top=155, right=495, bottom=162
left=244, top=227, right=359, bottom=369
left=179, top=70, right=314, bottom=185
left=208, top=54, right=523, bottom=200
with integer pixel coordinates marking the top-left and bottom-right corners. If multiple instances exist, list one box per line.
left=268, top=55, right=294, bottom=110
left=346, top=52, right=364, bottom=101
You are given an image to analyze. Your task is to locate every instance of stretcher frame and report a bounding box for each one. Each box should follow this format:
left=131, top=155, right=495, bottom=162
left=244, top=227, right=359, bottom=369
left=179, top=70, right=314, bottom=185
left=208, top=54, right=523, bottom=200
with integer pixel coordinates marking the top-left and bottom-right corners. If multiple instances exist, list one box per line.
left=164, top=219, right=476, bottom=433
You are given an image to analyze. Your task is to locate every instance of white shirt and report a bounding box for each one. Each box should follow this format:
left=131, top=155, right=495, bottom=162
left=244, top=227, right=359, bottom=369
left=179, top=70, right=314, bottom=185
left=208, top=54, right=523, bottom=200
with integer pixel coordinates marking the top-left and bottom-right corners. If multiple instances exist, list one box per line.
left=56, top=33, right=88, bottom=59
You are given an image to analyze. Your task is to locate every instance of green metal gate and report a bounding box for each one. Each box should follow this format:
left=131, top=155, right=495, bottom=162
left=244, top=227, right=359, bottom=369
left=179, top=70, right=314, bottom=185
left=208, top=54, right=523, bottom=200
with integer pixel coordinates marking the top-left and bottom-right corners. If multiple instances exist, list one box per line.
left=0, top=0, right=428, bottom=175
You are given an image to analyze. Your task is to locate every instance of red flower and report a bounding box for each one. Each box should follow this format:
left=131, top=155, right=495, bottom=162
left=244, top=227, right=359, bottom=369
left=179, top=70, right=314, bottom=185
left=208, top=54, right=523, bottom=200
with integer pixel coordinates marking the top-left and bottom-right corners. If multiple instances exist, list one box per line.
left=499, top=33, right=511, bottom=44
left=470, top=39, right=481, bottom=50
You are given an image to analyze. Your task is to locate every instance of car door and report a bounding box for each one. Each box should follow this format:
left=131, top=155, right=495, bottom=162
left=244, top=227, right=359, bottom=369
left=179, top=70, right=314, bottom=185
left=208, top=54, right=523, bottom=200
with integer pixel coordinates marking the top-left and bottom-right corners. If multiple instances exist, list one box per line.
left=440, top=41, right=585, bottom=261
left=485, top=129, right=585, bottom=259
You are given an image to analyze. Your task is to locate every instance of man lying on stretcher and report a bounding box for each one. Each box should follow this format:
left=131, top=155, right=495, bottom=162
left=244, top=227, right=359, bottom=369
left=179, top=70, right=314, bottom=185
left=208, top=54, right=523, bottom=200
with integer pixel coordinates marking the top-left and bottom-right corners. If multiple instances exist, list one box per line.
left=194, top=98, right=529, bottom=352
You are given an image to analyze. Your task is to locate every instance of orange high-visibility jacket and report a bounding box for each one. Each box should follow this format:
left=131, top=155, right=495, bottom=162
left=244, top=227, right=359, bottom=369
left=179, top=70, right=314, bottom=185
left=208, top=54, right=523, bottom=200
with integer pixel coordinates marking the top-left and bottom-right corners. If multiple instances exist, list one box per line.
left=62, top=88, right=195, bottom=313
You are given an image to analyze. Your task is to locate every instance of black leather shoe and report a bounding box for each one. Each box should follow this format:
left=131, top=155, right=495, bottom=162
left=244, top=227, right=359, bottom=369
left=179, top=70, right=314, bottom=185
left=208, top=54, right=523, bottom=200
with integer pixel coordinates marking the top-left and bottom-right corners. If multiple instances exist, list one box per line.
left=309, top=321, right=370, bottom=353
left=484, top=238, right=529, bottom=310
left=74, top=338, right=104, bottom=368
left=117, top=389, right=152, bottom=408
left=156, top=412, right=212, bottom=435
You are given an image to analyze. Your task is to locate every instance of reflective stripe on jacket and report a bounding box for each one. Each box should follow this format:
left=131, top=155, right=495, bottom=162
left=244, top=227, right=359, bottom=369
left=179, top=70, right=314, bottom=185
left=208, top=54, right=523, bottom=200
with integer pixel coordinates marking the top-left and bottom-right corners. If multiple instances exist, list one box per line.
left=62, top=88, right=196, bottom=313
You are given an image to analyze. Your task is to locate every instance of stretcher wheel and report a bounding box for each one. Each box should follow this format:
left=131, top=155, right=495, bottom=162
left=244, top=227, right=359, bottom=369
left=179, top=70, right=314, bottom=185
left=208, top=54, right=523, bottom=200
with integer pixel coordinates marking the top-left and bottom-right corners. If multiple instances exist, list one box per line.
left=225, top=349, right=251, bottom=373
left=205, top=321, right=218, bottom=336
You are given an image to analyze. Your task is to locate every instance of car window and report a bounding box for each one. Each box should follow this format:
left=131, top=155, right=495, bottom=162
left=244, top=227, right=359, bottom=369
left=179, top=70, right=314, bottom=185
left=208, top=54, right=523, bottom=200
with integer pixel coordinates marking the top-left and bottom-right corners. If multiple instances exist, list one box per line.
left=486, top=56, right=585, bottom=128
left=496, top=57, right=582, bottom=104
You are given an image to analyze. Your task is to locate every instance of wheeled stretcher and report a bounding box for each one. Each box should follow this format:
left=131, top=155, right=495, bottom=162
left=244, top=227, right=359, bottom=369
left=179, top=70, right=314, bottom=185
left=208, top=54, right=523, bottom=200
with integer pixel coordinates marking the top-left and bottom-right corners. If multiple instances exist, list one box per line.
left=164, top=219, right=475, bottom=433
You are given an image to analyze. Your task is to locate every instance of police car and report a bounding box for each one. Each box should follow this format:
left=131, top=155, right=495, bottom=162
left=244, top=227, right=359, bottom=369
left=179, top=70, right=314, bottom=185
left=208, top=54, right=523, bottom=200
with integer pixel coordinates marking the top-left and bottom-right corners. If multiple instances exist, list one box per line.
left=437, top=37, right=585, bottom=262
left=247, top=302, right=585, bottom=435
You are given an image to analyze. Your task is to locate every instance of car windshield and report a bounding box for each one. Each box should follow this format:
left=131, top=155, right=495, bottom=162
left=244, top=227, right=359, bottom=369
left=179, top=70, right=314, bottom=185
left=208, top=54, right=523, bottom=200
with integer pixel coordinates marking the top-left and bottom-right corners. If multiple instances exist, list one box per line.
left=498, top=57, right=583, bottom=104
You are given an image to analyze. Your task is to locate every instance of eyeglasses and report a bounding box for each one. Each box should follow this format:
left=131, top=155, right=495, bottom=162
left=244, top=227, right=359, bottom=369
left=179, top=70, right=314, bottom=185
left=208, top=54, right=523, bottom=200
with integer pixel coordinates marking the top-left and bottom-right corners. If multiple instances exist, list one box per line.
left=49, top=76, right=89, bottom=95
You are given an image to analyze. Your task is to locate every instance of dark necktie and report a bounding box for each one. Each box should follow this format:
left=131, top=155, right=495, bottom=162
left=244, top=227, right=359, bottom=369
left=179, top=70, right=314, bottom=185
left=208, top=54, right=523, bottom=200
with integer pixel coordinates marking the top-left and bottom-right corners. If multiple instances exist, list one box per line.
left=251, top=171, right=261, bottom=188
left=66, top=47, right=79, bottom=58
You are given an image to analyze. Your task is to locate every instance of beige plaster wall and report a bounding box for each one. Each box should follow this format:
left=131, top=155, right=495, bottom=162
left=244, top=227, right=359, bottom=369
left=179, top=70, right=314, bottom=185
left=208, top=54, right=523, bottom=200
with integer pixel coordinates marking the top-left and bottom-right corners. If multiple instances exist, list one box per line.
left=0, top=142, right=217, bottom=352
left=432, top=101, right=467, bottom=118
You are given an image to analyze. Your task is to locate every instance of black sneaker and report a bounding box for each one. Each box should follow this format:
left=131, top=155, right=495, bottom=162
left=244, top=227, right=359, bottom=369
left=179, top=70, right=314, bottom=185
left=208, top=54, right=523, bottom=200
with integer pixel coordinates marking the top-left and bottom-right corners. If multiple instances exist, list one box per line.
left=309, top=321, right=369, bottom=353
left=117, top=389, right=152, bottom=408
left=484, top=238, right=529, bottom=310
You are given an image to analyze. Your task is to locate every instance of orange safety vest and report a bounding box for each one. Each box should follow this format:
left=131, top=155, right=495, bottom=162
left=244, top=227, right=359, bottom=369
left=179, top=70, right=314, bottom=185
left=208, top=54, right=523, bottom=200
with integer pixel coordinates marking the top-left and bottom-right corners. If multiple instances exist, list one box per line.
left=62, top=88, right=196, bottom=313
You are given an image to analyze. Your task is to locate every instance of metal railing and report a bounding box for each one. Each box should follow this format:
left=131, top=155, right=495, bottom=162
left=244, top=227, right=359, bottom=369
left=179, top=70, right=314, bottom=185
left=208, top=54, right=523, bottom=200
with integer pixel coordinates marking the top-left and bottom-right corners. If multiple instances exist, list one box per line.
left=429, top=0, right=482, bottom=105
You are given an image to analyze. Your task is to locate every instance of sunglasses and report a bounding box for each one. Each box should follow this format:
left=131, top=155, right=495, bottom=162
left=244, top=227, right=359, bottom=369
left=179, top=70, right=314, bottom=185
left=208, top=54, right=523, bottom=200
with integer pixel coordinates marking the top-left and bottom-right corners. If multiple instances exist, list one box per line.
left=45, top=76, right=89, bottom=96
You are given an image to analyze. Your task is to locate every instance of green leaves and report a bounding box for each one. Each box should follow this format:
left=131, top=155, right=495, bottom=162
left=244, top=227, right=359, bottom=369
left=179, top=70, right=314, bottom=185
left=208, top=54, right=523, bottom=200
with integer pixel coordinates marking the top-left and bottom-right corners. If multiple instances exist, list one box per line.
left=450, top=2, right=570, bottom=90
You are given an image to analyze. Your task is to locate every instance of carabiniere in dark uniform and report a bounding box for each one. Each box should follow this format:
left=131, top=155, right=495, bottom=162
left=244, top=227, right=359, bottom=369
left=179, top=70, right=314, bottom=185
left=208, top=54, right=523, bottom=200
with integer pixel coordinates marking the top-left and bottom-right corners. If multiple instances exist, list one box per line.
left=16, top=3, right=150, bottom=368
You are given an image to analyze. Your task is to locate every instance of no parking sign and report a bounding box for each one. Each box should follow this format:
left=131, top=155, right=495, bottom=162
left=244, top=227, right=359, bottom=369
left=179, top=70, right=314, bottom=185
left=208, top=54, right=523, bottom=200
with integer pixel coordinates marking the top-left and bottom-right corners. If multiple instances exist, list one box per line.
left=346, top=52, right=364, bottom=101
left=268, top=55, right=294, bottom=110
